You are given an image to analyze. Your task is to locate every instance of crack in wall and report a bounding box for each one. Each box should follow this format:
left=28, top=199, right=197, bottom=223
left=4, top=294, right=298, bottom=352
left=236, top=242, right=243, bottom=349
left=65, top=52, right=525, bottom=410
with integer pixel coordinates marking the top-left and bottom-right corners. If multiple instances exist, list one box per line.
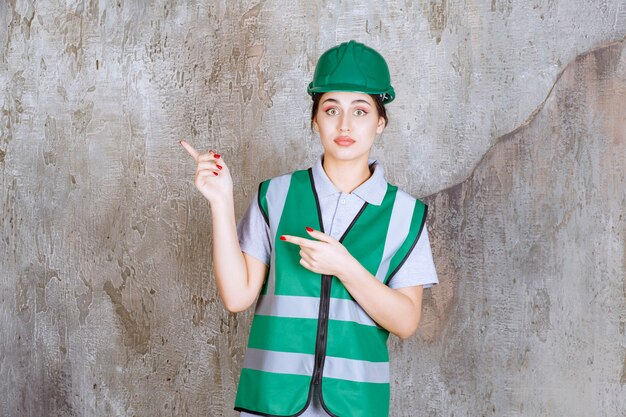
left=430, top=34, right=626, bottom=199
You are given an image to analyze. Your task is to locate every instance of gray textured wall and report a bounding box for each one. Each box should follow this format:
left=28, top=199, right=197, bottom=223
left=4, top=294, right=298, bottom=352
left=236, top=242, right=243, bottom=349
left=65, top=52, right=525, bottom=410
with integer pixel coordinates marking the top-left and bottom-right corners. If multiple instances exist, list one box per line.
left=1, top=1, right=625, bottom=416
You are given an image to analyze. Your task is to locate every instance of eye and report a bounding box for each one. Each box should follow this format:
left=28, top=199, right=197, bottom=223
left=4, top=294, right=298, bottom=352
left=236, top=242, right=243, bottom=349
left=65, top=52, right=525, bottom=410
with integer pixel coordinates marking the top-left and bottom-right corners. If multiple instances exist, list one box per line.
left=325, top=107, right=339, bottom=116
left=354, top=109, right=368, bottom=116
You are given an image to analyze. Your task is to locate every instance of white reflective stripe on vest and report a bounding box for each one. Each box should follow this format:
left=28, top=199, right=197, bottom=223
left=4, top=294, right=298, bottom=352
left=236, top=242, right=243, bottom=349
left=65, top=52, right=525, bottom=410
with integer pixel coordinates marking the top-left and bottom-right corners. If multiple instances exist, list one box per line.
left=243, top=348, right=389, bottom=384
left=324, top=355, right=389, bottom=384
left=243, top=348, right=314, bottom=376
left=256, top=294, right=381, bottom=327
left=375, top=190, right=417, bottom=281
left=265, top=174, right=292, bottom=294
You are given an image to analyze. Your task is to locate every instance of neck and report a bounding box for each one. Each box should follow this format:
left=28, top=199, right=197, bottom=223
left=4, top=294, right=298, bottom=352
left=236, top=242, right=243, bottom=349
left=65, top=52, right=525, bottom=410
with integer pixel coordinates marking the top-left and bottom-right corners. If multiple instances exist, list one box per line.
left=322, top=153, right=372, bottom=194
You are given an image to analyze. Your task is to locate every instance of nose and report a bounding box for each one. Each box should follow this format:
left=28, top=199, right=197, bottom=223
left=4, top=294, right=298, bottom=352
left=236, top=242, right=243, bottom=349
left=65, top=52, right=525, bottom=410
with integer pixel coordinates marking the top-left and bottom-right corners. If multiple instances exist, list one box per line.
left=339, top=113, right=351, bottom=134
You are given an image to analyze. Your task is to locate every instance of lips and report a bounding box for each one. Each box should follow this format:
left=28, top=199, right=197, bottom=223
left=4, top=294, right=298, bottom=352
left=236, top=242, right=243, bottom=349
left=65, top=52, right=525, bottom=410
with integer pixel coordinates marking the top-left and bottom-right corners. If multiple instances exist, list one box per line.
left=334, top=136, right=355, bottom=146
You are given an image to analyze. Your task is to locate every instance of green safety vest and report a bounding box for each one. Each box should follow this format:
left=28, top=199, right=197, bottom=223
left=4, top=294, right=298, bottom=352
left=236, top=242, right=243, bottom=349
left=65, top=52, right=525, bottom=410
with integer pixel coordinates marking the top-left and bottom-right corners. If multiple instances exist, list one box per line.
left=234, top=168, right=427, bottom=417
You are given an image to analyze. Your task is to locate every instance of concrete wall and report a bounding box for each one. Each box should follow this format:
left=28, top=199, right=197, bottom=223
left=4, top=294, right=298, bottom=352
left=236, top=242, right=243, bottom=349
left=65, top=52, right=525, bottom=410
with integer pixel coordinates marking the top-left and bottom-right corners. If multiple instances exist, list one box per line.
left=1, top=1, right=625, bottom=416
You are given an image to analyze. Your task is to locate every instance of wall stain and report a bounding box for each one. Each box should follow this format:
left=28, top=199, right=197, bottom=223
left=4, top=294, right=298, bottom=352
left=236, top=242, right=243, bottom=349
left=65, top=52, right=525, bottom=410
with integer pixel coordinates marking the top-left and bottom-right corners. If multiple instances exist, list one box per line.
left=41, top=364, right=76, bottom=417
left=490, top=0, right=513, bottom=18
left=530, top=288, right=551, bottom=342
left=232, top=0, right=275, bottom=108
left=15, top=272, right=33, bottom=322
left=192, top=293, right=209, bottom=326
left=591, top=43, right=623, bottom=80
left=421, top=0, right=448, bottom=44
left=621, top=352, right=626, bottom=386
left=75, top=275, right=93, bottom=326
left=103, top=279, right=151, bottom=355
left=36, top=262, right=60, bottom=313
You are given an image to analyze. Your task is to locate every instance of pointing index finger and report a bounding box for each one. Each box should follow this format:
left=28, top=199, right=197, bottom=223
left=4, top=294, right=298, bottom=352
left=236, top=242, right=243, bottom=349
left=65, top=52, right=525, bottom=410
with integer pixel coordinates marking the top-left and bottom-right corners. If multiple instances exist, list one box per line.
left=180, top=140, right=199, bottom=161
left=280, top=235, right=315, bottom=247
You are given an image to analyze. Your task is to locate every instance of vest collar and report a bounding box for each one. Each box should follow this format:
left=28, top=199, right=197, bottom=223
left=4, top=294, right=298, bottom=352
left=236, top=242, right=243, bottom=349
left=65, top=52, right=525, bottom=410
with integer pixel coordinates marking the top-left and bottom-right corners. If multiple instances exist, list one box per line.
left=311, top=153, right=387, bottom=206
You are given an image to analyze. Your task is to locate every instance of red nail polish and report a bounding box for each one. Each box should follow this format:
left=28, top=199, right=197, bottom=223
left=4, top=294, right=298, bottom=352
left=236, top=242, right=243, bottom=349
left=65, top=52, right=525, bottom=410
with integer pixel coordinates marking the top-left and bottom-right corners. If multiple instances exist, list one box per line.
left=213, top=172, right=218, bottom=176
left=216, top=164, right=222, bottom=170
left=279, top=236, right=286, bottom=241
left=214, top=153, right=221, bottom=159
left=305, top=226, right=313, bottom=232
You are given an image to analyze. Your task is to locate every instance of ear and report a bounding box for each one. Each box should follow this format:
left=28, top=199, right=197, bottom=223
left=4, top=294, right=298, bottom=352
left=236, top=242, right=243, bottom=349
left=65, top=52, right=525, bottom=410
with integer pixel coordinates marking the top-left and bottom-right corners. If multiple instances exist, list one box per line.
left=376, top=116, right=385, bottom=134
left=312, top=117, right=320, bottom=133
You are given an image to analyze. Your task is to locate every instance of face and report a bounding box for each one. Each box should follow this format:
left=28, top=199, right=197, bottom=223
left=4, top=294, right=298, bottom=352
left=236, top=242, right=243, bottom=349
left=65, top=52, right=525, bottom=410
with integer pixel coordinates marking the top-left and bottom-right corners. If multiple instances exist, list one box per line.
left=312, top=92, right=386, bottom=164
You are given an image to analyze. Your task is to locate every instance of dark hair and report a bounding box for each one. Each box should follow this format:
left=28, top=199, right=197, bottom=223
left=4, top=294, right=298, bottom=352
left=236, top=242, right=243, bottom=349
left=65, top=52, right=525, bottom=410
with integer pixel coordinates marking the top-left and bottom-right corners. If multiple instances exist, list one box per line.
left=310, top=93, right=388, bottom=130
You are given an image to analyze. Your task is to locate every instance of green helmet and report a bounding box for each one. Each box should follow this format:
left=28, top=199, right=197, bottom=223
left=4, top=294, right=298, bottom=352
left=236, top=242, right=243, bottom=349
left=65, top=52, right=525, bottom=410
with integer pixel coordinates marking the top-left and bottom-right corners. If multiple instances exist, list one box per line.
left=307, top=40, right=395, bottom=104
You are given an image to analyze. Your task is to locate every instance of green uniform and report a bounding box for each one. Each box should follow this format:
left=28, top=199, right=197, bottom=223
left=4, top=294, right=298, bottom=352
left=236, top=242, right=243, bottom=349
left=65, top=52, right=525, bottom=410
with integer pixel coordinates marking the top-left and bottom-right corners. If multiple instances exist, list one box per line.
left=234, top=167, right=427, bottom=417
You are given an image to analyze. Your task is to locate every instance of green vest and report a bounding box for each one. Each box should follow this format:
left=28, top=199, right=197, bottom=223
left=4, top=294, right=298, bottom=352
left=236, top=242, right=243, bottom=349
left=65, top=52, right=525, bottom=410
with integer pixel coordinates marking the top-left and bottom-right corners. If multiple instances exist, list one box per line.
left=234, top=168, right=427, bottom=417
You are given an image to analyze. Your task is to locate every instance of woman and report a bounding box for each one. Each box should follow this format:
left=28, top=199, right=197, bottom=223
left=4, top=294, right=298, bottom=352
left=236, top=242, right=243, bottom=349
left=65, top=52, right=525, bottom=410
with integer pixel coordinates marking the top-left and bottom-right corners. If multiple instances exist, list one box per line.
left=181, top=40, right=438, bottom=417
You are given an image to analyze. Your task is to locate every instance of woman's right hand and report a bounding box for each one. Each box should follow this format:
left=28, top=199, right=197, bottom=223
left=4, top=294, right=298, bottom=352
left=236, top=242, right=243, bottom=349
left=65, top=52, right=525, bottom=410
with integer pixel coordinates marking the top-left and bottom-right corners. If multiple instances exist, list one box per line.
left=180, top=140, right=233, bottom=207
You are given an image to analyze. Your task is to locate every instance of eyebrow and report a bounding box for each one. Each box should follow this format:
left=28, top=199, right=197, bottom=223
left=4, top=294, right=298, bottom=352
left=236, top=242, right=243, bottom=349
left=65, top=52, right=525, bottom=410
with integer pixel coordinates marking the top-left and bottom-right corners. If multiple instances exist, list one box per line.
left=321, top=98, right=372, bottom=106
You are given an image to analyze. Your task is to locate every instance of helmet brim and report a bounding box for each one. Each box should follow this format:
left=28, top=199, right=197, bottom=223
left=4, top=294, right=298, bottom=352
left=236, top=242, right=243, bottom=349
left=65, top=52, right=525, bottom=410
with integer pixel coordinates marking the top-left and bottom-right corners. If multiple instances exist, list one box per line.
left=307, top=83, right=395, bottom=104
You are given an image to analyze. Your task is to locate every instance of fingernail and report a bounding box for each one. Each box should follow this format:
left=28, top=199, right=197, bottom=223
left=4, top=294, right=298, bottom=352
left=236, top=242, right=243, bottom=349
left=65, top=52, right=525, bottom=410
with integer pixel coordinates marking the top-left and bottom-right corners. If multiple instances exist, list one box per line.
left=216, top=164, right=223, bottom=170
left=213, top=172, right=218, bottom=176
left=279, top=236, right=286, bottom=241
left=305, top=226, right=313, bottom=232
left=213, top=153, right=221, bottom=159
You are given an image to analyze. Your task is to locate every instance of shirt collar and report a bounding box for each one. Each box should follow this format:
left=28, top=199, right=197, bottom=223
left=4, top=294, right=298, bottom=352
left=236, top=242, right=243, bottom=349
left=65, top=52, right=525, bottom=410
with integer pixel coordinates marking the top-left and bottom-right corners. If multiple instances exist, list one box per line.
left=310, top=153, right=387, bottom=206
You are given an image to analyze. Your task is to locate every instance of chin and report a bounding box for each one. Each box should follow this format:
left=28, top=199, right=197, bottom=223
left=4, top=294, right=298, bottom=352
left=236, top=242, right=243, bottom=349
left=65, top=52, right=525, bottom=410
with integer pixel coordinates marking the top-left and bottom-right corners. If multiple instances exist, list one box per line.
left=323, top=147, right=369, bottom=162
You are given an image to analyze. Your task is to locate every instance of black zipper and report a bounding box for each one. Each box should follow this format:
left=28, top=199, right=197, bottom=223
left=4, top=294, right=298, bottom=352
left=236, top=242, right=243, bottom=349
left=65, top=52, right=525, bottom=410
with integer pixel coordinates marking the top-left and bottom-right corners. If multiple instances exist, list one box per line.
left=313, top=274, right=332, bottom=385
left=306, top=167, right=369, bottom=416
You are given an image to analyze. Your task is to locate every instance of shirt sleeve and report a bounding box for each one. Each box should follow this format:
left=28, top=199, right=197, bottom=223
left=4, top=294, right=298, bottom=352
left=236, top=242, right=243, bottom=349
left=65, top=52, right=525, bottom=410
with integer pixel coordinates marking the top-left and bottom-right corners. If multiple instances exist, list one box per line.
left=236, top=188, right=272, bottom=266
left=387, top=225, right=438, bottom=289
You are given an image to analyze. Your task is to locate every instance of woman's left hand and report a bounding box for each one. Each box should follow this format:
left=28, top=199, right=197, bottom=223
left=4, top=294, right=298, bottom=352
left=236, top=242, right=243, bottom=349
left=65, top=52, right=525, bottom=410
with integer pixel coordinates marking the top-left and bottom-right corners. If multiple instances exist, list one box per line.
left=280, top=227, right=357, bottom=278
